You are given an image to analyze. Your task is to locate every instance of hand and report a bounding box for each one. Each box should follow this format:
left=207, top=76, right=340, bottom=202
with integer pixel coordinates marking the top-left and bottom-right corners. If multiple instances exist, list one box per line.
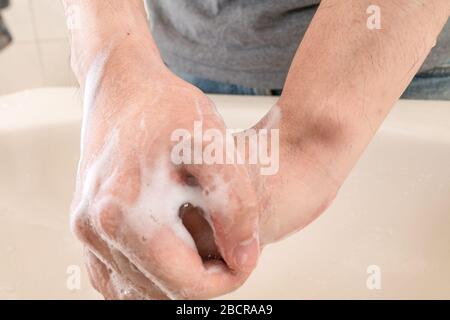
left=71, top=39, right=260, bottom=299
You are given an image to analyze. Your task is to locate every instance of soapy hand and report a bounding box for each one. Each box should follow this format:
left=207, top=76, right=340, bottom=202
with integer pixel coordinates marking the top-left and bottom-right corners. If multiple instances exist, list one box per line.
left=71, top=42, right=261, bottom=299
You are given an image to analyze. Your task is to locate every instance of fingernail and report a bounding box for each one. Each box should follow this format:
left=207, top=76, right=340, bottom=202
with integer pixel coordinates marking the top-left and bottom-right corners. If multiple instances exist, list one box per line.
left=233, top=238, right=259, bottom=272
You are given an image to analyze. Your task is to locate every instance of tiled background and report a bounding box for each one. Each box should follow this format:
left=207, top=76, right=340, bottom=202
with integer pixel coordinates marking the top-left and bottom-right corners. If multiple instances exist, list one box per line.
left=0, top=0, right=76, bottom=95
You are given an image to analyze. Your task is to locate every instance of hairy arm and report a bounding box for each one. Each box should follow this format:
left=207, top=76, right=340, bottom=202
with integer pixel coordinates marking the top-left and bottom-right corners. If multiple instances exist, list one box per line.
left=281, top=0, right=449, bottom=188
left=257, top=0, right=449, bottom=242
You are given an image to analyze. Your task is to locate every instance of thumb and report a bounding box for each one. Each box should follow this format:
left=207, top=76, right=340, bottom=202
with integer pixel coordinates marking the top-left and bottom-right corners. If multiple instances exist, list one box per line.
left=185, top=161, right=261, bottom=273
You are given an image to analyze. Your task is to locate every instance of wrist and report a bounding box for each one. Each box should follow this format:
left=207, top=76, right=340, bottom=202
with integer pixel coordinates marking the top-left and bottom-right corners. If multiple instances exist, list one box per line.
left=276, top=96, right=348, bottom=186
left=71, top=32, right=164, bottom=85
left=62, top=0, right=163, bottom=84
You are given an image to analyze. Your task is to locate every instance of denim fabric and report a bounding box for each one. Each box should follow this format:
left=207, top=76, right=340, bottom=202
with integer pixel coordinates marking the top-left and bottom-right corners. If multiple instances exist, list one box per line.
left=401, top=66, right=450, bottom=100
left=177, top=68, right=450, bottom=101
left=177, top=72, right=281, bottom=96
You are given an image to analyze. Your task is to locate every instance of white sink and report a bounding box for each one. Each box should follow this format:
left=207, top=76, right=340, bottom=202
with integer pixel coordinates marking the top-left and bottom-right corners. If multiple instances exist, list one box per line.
left=0, top=88, right=449, bottom=299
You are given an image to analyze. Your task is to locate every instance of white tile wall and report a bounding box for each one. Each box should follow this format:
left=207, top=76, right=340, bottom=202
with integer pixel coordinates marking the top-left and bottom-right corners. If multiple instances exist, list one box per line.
left=3, top=0, right=34, bottom=42
left=30, top=0, right=69, bottom=40
left=0, top=0, right=76, bottom=95
left=0, top=42, right=44, bottom=91
left=39, top=40, right=76, bottom=85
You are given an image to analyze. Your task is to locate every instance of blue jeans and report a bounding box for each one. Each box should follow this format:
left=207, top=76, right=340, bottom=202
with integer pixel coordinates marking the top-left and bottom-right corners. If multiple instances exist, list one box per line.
left=177, top=67, right=450, bottom=100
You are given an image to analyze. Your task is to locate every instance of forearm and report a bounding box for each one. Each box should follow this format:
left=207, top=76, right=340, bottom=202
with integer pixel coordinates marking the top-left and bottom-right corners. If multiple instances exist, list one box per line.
left=279, top=0, right=449, bottom=185
left=62, top=0, right=164, bottom=85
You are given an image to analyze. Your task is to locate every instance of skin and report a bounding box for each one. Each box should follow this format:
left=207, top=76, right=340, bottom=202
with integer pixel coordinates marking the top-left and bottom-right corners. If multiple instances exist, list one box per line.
left=62, top=0, right=450, bottom=299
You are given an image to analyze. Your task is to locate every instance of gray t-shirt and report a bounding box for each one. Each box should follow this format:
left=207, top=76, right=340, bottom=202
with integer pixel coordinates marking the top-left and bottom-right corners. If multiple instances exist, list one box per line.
left=146, top=0, right=450, bottom=89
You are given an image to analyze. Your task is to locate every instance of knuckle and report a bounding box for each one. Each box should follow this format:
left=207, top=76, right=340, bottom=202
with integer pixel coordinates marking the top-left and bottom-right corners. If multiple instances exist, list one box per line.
left=95, top=202, right=122, bottom=238
left=70, top=209, right=91, bottom=243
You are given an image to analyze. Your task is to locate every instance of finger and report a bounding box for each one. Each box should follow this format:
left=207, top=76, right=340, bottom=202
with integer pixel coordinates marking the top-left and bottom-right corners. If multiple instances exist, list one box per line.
left=185, top=160, right=261, bottom=273
left=85, top=248, right=144, bottom=300
left=117, top=166, right=254, bottom=297
left=93, top=199, right=249, bottom=299
left=72, top=203, right=170, bottom=299
left=109, top=247, right=169, bottom=300
left=108, top=223, right=249, bottom=299
left=87, top=150, right=252, bottom=298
